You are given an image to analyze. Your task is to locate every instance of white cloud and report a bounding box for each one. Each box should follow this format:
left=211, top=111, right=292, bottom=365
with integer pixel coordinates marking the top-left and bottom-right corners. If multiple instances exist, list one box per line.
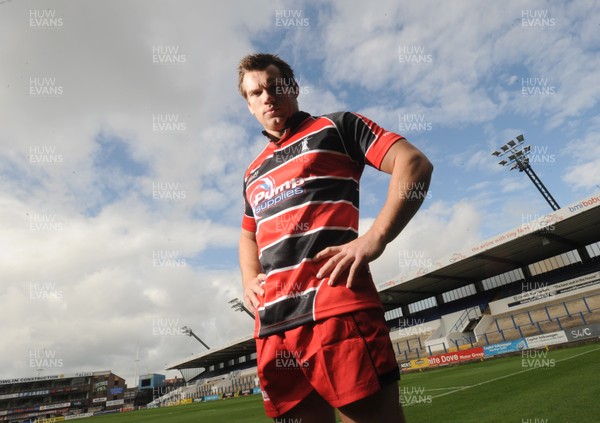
left=563, top=130, right=600, bottom=191
left=364, top=200, right=484, bottom=283
left=1, top=0, right=599, bottom=388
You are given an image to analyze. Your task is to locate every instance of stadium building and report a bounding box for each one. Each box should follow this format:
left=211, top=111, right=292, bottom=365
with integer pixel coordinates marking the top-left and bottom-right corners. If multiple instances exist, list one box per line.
left=0, top=371, right=127, bottom=422
left=163, top=192, right=600, bottom=406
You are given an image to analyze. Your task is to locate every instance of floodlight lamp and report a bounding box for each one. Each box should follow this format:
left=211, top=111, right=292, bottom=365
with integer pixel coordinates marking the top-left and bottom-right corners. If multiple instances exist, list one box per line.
left=498, top=160, right=507, bottom=166
left=501, top=145, right=509, bottom=152
left=492, top=151, right=500, bottom=156
left=507, top=140, right=516, bottom=147
left=508, top=154, right=516, bottom=161
left=523, top=145, right=531, bottom=153
left=516, top=134, right=524, bottom=142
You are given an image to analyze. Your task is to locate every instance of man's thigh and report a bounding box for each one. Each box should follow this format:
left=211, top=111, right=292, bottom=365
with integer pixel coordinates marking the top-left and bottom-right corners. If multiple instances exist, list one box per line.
left=287, top=308, right=400, bottom=409
left=257, top=308, right=400, bottom=418
left=338, top=382, right=406, bottom=423
left=256, top=333, right=315, bottom=418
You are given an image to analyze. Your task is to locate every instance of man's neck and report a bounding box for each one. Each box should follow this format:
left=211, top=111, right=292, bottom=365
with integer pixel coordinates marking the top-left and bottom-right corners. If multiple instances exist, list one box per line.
left=262, top=111, right=308, bottom=143
left=264, top=128, right=286, bottom=140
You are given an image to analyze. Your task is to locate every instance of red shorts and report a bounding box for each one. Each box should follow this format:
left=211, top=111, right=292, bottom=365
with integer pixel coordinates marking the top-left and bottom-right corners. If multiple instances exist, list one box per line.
left=255, top=308, right=400, bottom=418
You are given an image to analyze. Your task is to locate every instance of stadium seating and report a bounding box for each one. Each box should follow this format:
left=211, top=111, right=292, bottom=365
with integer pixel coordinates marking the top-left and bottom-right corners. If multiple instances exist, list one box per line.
left=481, top=290, right=600, bottom=344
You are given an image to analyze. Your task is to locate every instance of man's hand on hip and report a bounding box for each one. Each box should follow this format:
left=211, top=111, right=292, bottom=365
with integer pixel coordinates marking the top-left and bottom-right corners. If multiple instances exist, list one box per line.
left=314, top=232, right=386, bottom=289
left=244, top=273, right=266, bottom=313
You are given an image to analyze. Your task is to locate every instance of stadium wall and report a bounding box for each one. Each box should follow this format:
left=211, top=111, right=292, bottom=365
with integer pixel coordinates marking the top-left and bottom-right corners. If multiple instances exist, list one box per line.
left=400, top=321, right=600, bottom=372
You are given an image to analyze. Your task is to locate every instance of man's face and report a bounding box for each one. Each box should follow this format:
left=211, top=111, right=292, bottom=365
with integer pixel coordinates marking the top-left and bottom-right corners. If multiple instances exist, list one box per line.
left=242, top=64, right=299, bottom=137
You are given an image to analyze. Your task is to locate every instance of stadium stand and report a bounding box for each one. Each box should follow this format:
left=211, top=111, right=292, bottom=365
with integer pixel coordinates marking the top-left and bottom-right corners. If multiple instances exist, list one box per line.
left=0, top=371, right=127, bottom=422
left=164, top=193, right=600, bottom=406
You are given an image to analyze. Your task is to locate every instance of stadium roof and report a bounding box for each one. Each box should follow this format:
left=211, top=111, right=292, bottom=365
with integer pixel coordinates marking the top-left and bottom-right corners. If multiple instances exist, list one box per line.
left=167, top=334, right=254, bottom=371
left=377, top=192, right=600, bottom=309
left=167, top=192, right=600, bottom=372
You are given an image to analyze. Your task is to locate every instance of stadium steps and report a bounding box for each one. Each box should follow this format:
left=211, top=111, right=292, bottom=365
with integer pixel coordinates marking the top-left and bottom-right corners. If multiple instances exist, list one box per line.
left=485, top=332, right=505, bottom=344
left=586, top=293, right=600, bottom=309
left=586, top=311, right=600, bottom=324
left=463, top=317, right=482, bottom=332
left=537, top=319, right=561, bottom=333
left=565, top=298, right=590, bottom=314
left=393, top=334, right=432, bottom=360
left=519, top=324, right=540, bottom=337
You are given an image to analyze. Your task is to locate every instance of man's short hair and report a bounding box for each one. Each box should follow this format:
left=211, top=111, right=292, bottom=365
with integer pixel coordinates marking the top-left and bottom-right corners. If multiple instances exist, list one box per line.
left=237, top=53, right=296, bottom=98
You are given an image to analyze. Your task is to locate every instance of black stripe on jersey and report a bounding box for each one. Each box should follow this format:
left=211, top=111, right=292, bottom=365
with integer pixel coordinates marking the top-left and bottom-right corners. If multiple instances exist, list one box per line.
left=254, top=177, right=359, bottom=221
left=259, top=228, right=357, bottom=274
left=257, top=290, right=316, bottom=337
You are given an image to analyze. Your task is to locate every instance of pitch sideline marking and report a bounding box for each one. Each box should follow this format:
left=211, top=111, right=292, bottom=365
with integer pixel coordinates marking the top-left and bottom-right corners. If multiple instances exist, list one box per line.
left=404, top=346, right=600, bottom=405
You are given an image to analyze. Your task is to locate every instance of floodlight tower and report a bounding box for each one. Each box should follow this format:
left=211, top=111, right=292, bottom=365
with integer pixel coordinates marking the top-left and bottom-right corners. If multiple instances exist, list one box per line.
left=180, top=326, right=210, bottom=350
left=492, top=134, right=560, bottom=211
left=229, top=298, right=255, bottom=319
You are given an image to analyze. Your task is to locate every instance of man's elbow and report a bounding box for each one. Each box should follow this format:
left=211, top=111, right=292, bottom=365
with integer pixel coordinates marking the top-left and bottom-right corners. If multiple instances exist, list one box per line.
left=409, top=150, right=433, bottom=180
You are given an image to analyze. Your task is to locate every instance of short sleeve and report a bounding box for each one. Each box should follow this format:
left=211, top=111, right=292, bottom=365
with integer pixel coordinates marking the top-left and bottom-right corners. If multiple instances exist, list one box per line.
left=328, top=112, right=404, bottom=170
left=241, top=179, right=256, bottom=233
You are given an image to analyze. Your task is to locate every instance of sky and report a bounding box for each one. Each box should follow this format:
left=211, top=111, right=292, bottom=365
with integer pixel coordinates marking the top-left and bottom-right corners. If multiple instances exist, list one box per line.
left=1, top=0, right=599, bottom=387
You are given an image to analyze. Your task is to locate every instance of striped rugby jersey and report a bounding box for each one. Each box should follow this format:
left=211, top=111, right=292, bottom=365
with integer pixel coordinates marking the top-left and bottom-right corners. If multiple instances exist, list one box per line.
left=242, top=111, right=404, bottom=338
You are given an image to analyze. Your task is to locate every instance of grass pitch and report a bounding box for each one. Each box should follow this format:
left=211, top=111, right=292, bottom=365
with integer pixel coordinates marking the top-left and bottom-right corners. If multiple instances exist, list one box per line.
left=87, top=342, right=600, bottom=422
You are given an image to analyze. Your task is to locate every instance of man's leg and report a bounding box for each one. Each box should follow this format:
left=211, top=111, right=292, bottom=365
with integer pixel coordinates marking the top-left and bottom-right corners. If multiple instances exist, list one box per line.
left=275, top=390, right=336, bottom=423
left=338, top=382, right=406, bottom=423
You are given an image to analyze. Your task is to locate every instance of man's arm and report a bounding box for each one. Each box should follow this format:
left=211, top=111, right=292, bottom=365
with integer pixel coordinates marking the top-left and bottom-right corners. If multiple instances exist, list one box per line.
left=239, top=228, right=265, bottom=313
left=314, top=139, right=433, bottom=288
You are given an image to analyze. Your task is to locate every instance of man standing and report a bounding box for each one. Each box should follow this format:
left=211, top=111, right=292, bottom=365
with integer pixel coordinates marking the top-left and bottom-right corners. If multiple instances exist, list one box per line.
left=238, top=53, right=433, bottom=422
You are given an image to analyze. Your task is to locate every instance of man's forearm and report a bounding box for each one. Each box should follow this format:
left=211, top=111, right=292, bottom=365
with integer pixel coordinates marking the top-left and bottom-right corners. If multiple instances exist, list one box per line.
left=368, top=143, right=433, bottom=246
left=239, top=230, right=262, bottom=288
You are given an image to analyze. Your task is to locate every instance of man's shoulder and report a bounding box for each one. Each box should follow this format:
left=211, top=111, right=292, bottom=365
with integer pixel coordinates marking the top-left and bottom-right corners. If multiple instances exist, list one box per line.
left=317, top=111, right=363, bottom=127
left=319, top=111, right=352, bottom=120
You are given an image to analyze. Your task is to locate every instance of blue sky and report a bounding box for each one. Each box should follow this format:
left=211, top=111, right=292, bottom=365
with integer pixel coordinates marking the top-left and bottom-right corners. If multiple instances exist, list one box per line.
left=1, top=0, right=599, bottom=385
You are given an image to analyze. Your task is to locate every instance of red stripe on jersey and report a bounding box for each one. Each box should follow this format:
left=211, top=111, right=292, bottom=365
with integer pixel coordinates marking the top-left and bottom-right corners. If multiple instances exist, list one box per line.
left=244, top=116, right=333, bottom=180
left=353, top=113, right=404, bottom=169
